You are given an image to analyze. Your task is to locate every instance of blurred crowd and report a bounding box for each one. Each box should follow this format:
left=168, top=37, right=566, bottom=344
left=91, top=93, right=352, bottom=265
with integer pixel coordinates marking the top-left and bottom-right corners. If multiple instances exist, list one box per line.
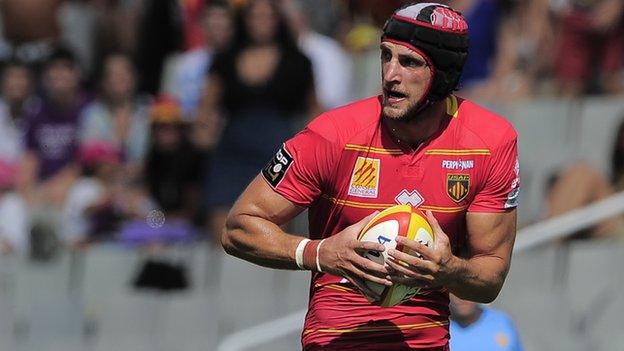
left=0, top=0, right=623, bottom=260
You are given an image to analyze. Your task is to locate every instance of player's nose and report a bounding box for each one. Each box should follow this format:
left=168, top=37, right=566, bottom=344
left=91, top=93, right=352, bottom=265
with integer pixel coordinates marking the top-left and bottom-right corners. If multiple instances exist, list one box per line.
left=382, top=60, right=402, bottom=85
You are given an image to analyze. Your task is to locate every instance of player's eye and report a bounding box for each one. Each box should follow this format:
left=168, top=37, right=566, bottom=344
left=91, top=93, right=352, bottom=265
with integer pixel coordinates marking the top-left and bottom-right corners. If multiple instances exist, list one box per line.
left=399, top=56, right=426, bottom=68
left=380, top=49, right=392, bottom=62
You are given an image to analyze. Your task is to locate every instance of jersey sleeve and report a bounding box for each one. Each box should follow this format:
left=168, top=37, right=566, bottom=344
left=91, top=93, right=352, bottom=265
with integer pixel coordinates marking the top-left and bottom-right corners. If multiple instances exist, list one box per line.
left=261, top=124, right=339, bottom=207
left=468, top=130, right=520, bottom=212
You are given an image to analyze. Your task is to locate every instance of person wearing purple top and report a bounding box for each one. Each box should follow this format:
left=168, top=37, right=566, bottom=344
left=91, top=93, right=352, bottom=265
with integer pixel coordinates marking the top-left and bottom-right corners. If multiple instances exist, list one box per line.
left=22, top=47, right=88, bottom=184
left=18, top=47, right=89, bottom=257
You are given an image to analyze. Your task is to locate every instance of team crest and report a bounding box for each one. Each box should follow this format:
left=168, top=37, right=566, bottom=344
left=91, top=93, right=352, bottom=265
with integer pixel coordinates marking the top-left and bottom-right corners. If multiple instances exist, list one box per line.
left=447, top=174, right=469, bottom=202
left=348, top=157, right=380, bottom=198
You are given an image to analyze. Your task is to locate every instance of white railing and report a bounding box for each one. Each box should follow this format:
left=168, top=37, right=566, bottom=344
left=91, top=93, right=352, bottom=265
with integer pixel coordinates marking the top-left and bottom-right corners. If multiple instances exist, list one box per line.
left=216, top=191, right=624, bottom=351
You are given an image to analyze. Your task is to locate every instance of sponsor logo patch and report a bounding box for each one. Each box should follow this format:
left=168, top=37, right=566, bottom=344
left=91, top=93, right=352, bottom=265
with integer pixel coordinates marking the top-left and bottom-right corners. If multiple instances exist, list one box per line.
left=441, top=159, right=474, bottom=170
left=262, top=144, right=293, bottom=188
left=505, top=158, right=520, bottom=208
left=348, top=157, right=380, bottom=198
left=505, top=187, right=520, bottom=209
left=447, top=174, right=470, bottom=202
left=395, top=189, right=424, bottom=207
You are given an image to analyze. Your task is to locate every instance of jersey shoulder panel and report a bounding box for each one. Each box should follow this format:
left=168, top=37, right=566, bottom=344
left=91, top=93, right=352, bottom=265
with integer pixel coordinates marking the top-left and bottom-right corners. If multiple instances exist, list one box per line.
left=455, top=98, right=517, bottom=148
left=307, top=96, right=381, bottom=145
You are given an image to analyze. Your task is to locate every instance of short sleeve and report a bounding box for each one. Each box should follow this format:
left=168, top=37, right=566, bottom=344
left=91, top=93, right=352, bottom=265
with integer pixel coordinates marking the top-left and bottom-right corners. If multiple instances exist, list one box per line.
left=468, top=131, right=519, bottom=212
left=261, top=126, right=339, bottom=207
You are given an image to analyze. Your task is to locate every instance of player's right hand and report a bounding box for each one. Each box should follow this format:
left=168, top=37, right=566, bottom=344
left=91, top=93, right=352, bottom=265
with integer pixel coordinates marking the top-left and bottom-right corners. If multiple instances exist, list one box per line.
left=316, top=212, right=392, bottom=300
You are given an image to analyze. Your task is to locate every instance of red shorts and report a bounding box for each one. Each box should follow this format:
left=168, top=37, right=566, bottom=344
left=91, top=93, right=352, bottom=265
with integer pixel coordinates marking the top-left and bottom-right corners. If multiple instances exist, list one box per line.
left=555, top=12, right=624, bottom=82
left=302, top=283, right=450, bottom=350
left=304, top=343, right=449, bottom=351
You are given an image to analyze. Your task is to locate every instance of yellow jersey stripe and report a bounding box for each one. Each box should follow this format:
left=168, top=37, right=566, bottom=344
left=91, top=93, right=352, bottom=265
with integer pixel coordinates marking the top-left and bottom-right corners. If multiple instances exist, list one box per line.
left=322, top=195, right=394, bottom=209
left=318, top=284, right=357, bottom=294
left=425, top=149, right=491, bottom=156
left=306, top=320, right=449, bottom=335
left=345, top=144, right=403, bottom=155
left=322, top=195, right=467, bottom=213
left=420, top=204, right=467, bottom=213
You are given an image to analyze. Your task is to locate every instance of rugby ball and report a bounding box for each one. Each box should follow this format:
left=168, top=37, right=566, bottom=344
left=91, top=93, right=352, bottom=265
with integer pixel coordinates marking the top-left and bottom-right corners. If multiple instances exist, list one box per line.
left=357, top=205, right=435, bottom=307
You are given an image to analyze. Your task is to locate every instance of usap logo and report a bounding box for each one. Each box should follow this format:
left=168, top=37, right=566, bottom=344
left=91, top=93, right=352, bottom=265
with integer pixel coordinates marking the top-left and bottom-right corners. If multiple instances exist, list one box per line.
left=262, top=144, right=293, bottom=188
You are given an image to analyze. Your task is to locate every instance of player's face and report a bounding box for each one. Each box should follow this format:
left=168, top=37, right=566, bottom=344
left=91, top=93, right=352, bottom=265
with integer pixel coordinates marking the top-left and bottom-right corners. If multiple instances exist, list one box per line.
left=380, top=42, right=432, bottom=121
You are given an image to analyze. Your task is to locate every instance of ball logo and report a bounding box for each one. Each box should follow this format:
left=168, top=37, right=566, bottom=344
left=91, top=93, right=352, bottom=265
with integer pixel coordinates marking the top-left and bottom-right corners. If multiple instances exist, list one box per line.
left=357, top=205, right=436, bottom=307
left=360, top=220, right=398, bottom=264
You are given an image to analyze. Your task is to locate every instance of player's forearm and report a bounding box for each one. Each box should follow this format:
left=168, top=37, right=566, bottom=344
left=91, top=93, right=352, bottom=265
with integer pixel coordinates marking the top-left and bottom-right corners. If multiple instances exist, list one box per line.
left=222, top=213, right=306, bottom=270
left=446, top=255, right=509, bottom=303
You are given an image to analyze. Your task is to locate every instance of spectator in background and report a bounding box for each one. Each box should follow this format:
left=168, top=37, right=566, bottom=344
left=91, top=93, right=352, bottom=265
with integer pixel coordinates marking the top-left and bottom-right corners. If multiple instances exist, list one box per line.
left=284, top=0, right=353, bottom=110
left=198, top=0, right=315, bottom=241
left=145, top=96, right=204, bottom=223
left=450, top=0, right=555, bottom=103
left=135, top=0, right=184, bottom=95
left=18, top=47, right=88, bottom=258
left=0, top=61, right=36, bottom=165
left=552, top=0, right=624, bottom=96
left=63, top=141, right=124, bottom=246
left=0, top=60, right=38, bottom=126
left=450, top=293, right=524, bottom=351
left=342, top=1, right=390, bottom=100
left=178, top=0, right=208, bottom=52
left=162, top=1, right=235, bottom=120
left=0, top=161, right=28, bottom=255
left=0, top=62, right=33, bottom=255
left=545, top=118, right=624, bottom=239
left=90, top=0, right=141, bottom=83
left=474, top=0, right=554, bottom=102
left=0, top=0, right=63, bottom=67
left=79, top=52, right=151, bottom=178
left=450, top=0, right=502, bottom=94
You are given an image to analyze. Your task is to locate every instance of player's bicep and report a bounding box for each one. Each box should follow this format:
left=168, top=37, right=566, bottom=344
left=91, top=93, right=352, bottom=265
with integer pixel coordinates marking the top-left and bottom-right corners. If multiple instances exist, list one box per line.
left=229, top=175, right=305, bottom=228
left=465, top=209, right=517, bottom=261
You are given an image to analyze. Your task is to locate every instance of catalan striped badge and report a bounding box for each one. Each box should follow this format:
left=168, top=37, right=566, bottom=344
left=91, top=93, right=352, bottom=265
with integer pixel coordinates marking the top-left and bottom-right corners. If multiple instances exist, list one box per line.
left=348, top=157, right=380, bottom=198
left=447, top=174, right=470, bottom=202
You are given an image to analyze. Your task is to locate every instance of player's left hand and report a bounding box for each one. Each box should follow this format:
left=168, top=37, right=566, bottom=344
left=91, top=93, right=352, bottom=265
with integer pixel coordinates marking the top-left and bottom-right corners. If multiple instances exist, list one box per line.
left=385, top=210, right=460, bottom=288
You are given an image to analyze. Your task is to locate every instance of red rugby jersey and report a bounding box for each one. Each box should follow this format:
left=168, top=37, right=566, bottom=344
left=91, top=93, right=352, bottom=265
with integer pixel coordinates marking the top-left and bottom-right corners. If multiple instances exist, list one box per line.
left=261, top=95, right=519, bottom=350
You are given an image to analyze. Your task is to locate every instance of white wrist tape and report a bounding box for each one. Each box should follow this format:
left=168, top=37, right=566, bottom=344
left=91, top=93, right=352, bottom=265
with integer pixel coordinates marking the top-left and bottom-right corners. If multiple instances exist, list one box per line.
left=295, top=238, right=310, bottom=270
left=316, top=239, right=326, bottom=273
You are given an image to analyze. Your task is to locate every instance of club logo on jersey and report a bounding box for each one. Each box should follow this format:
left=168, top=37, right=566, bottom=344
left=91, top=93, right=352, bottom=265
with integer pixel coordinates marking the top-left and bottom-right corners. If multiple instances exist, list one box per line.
left=447, top=174, right=470, bottom=202
left=395, top=189, right=424, bottom=207
left=348, top=157, right=380, bottom=198
left=262, top=144, right=293, bottom=188
left=442, top=159, right=474, bottom=170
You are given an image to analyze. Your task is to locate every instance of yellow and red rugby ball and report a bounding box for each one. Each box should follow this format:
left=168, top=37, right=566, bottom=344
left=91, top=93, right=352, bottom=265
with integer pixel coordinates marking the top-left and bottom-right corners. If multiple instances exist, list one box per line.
left=357, top=205, right=435, bottom=307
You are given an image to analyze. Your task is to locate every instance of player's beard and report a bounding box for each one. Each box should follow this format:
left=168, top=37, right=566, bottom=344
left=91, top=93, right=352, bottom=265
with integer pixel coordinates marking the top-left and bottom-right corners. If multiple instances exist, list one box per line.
left=382, top=98, right=429, bottom=123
